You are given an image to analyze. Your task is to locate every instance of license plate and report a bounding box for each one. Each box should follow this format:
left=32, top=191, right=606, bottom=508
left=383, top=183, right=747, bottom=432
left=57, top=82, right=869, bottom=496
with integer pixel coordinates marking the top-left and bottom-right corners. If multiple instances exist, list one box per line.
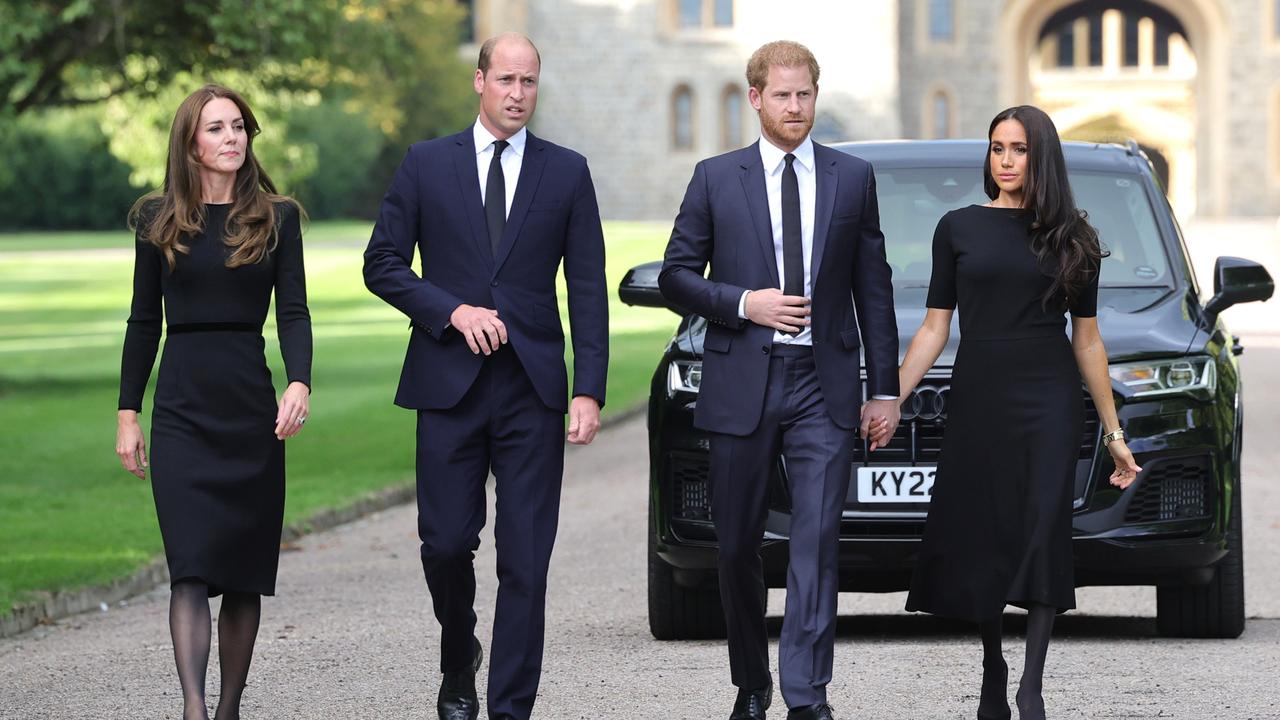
left=855, top=467, right=935, bottom=503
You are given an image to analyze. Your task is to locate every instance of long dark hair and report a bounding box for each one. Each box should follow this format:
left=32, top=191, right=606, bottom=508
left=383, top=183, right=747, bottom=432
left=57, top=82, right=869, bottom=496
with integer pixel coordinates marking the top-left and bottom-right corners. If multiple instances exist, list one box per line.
left=129, top=84, right=301, bottom=270
left=983, top=105, right=1105, bottom=309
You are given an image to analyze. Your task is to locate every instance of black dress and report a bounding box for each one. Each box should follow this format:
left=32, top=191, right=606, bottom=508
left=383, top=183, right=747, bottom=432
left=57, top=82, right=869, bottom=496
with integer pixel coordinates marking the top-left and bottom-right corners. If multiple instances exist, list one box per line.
left=119, top=202, right=311, bottom=597
left=904, top=205, right=1098, bottom=622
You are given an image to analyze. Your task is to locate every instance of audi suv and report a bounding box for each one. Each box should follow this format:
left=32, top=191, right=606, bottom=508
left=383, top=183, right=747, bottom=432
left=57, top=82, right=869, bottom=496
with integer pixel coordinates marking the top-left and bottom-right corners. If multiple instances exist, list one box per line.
left=619, top=140, right=1273, bottom=640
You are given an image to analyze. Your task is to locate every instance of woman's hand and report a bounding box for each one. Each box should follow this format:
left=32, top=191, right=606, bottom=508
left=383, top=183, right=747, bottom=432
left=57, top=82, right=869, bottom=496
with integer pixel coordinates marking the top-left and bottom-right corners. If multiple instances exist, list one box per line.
left=1107, top=439, right=1142, bottom=489
left=116, top=410, right=148, bottom=480
left=275, top=381, right=311, bottom=440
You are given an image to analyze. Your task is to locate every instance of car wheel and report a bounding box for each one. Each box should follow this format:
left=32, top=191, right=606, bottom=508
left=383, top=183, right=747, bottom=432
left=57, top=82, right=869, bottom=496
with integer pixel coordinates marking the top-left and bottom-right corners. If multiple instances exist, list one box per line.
left=1155, top=466, right=1246, bottom=639
left=648, top=506, right=728, bottom=641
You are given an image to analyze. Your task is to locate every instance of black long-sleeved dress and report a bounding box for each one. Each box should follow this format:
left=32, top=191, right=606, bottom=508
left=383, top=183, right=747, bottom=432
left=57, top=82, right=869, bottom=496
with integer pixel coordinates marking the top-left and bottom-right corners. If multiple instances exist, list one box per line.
left=905, top=205, right=1098, bottom=621
left=119, top=201, right=311, bottom=596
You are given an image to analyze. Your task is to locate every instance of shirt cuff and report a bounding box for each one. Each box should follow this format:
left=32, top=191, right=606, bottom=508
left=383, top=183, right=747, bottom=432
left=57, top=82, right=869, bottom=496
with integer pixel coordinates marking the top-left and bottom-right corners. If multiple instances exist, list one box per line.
left=737, top=290, right=750, bottom=319
left=870, top=395, right=899, bottom=401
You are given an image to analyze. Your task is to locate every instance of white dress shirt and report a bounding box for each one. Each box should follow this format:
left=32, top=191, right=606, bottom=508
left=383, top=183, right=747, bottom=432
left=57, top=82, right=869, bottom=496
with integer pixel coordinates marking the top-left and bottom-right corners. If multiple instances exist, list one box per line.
left=738, top=134, right=897, bottom=401
left=473, top=119, right=526, bottom=217
left=738, top=134, right=816, bottom=346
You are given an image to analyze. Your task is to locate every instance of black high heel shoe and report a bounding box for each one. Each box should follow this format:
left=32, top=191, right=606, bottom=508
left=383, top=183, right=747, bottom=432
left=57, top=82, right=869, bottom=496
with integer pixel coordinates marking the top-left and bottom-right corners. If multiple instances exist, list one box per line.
left=977, top=659, right=1011, bottom=720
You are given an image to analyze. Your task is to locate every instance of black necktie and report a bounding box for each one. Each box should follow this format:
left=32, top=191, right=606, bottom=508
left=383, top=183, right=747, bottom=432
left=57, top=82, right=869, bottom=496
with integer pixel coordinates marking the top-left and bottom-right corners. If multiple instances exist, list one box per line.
left=485, top=139, right=509, bottom=255
left=781, top=153, right=804, bottom=299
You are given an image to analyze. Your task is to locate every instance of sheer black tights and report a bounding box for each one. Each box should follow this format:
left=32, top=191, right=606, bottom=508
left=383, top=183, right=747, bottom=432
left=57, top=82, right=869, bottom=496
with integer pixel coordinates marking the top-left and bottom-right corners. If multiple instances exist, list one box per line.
left=978, top=615, right=1009, bottom=719
left=170, top=582, right=212, bottom=720
left=168, top=581, right=262, bottom=720
left=213, top=591, right=261, bottom=720
left=977, top=604, right=1054, bottom=720
left=1015, top=603, right=1055, bottom=720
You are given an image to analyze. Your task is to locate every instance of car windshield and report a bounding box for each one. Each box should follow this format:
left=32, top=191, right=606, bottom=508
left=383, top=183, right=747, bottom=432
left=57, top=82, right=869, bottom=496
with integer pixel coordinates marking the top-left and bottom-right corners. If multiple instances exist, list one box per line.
left=876, top=167, right=1174, bottom=289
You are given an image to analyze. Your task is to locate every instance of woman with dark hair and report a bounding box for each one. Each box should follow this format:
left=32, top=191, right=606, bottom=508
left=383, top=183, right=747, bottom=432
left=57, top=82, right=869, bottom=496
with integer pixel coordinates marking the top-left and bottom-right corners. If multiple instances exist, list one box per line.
left=115, top=84, right=311, bottom=720
left=892, top=106, right=1140, bottom=719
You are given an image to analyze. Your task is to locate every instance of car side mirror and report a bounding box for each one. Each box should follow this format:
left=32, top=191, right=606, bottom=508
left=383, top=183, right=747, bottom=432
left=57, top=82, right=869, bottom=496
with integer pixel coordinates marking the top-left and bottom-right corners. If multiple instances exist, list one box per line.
left=618, top=260, right=688, bottom=316
left=1203, top=256, right=1274, bottom=325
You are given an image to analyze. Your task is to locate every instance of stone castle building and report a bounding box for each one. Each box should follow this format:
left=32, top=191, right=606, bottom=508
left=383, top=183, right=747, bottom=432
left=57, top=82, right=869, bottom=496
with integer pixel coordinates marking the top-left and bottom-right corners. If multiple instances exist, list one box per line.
left=462, top=0, right=1280, bottom=220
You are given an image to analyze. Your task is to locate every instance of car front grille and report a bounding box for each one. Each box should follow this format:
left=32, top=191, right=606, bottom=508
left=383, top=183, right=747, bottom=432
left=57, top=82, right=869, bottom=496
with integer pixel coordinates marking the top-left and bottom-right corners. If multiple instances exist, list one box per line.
left=665, top=385, right=1102, bottom=525
left=1124, top=455, right=1212, bottom=524
left=667, top=452, right=711, bottom=521
left=851, top=380, right=1100, bottom=463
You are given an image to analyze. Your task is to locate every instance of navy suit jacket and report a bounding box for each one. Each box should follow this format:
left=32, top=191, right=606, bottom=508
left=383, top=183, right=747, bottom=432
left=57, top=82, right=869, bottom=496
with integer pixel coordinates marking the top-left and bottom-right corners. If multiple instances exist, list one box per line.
left=659, top=141, right=898, bottom=436
left=363, top=127, right=608, bottom=412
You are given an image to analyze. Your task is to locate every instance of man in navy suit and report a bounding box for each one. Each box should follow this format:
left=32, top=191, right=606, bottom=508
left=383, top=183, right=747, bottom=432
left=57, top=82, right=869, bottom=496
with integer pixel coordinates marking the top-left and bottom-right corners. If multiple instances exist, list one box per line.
left=363, top=33, right=607, bottom=720
left=660, top=41, right=900, bottom=720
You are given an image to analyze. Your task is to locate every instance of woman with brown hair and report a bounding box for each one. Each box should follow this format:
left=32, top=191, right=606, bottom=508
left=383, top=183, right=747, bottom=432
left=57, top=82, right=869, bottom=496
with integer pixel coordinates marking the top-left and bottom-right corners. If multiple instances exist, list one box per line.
left=115, top=84, right=311, bottom=720
left=891, top=105, right=1141, bottom=720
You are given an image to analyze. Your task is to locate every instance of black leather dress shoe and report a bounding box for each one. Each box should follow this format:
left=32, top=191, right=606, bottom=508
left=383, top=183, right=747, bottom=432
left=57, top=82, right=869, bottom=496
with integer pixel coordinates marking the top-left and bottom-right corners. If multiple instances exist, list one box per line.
left=786, top=703, right=835, bottom=720
left=729, top=680, right=773, bottom=720
left=437, top=637, right=483, bottom=720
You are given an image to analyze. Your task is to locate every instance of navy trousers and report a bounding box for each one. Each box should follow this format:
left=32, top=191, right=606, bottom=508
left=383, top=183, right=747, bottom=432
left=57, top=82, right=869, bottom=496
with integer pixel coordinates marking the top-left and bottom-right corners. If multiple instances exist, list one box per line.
left=709, top=345, right=855, bottom=709
left=416, top=347, right=564, bottom=720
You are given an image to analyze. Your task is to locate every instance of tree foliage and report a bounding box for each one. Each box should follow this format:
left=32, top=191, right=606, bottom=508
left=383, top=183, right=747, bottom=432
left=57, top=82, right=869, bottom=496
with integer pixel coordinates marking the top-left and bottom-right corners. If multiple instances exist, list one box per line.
left=1, top=0, right=333, bottom=115
left=0, top=108, right=138, bottom=229
left=0, top=0, right=476, bottom=138
left=0, top=0, right=479, bottom=223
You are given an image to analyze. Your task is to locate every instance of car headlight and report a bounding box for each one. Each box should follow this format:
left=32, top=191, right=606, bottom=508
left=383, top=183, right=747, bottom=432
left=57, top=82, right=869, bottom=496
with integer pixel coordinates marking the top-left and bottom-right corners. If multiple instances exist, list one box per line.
left=1109, top=357, right=1216, bottom=400
left=667, top=359, right=702, bottom=397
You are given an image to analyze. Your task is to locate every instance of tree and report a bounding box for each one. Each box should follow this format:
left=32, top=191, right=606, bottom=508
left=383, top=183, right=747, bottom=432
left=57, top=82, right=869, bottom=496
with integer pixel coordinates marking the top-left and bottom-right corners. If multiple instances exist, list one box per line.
left=1, top=0, right=477, bottom=222
left=0, top=0, right=474, bottom=126
left=0, top=1, right=348, bottom=116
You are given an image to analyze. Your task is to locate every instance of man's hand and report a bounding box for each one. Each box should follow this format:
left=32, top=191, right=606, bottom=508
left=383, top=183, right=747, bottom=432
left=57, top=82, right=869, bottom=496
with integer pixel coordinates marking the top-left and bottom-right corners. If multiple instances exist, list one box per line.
left=567, top=395, right=601, bottom=445
left=450, top=304, right=508, bottom=355
left=860, top=398, right=901, bottom=452
left=744, top=289, right=810, bottom=333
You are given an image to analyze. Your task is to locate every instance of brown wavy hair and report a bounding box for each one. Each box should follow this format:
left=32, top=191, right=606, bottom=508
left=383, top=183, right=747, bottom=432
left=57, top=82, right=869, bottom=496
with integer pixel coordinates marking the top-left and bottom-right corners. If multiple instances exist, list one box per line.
left=746, top=40, right=820, bottom=91
left=983, top=105, right=1107, bottom=309
left=129, top=84, right=300, bottom=269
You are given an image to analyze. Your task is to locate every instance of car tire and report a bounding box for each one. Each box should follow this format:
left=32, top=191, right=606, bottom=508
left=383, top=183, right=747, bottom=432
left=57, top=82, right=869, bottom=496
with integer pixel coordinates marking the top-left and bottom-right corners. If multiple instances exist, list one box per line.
left=648, top=508, right=728, bottom=641
left=1155, top=470, right=1246, bottom=639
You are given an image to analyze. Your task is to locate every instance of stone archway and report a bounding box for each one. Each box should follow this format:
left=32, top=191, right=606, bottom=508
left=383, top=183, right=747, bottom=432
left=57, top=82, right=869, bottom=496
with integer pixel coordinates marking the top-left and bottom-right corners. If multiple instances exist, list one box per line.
left=998, top=0, right=1228, bottom=217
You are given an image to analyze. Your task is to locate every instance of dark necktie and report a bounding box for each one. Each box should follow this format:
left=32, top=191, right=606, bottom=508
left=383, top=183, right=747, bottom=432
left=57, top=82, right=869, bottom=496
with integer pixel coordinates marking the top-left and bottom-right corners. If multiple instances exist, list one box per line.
left=485, top=139, right=509, bottom=255
left=781, top=153, right=804, bottom=299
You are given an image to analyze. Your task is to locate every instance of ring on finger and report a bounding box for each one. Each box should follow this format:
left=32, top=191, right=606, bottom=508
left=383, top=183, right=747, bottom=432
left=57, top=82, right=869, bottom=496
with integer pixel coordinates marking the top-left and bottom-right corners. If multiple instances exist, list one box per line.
left=296, top=415, right=307, bottom=425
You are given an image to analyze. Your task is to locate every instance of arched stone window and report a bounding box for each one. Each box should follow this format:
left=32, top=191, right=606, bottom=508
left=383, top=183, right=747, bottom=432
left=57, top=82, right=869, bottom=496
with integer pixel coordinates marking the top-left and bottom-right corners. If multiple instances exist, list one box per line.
left=926, top=88, right=953, bottom=139
left=672, top=85, right=695, bottom=151
left=721, top=85, right=744, bottom=150
left=674, top=0, right=733, bottom=29
left=929, top=0, right=955, bottom=41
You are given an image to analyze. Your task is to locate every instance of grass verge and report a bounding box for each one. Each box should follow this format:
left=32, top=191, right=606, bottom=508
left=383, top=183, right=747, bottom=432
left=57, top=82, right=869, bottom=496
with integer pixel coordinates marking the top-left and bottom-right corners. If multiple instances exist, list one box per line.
left=0, top=219, right=675, bottom=616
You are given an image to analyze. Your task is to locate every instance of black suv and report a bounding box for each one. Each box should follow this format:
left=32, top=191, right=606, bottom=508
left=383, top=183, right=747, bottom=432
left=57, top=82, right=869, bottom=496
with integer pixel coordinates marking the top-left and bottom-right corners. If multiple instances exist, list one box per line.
left=620, top=140, right=1273, bottom=640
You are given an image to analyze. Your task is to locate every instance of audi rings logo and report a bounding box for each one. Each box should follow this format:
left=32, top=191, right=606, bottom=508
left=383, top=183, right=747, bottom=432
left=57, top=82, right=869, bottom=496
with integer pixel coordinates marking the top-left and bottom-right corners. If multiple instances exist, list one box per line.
left=901, top=385, right=949, bottom=422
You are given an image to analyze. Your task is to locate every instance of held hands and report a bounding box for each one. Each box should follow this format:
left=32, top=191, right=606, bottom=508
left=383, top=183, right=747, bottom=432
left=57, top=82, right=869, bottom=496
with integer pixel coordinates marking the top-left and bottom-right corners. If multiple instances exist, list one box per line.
left=744, top=289, right=810, bottom=333
left=860, top=398, right=901, bottom=452
left=451, top=304, right=508, bottom=355
left=116, top=410, right=148, bottom=480
left=567, top=395, right=601, bottom=446
left=275, top=381, right=311, bottom=440
left=1107, top=438, right=1142, bottom=489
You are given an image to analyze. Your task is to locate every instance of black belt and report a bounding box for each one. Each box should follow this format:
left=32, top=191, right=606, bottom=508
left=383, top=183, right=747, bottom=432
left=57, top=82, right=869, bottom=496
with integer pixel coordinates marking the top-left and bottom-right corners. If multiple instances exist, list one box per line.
left=167, top=322, right=262, bottom=335
left=769, top=343, right=813, bottom=357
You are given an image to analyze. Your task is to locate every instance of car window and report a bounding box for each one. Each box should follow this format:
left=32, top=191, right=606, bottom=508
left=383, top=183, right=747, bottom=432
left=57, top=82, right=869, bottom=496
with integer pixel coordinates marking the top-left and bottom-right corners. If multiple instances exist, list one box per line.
left=875, top=167, right=1173, bottom=289
left=1072, top=172, right=1172, bottom=287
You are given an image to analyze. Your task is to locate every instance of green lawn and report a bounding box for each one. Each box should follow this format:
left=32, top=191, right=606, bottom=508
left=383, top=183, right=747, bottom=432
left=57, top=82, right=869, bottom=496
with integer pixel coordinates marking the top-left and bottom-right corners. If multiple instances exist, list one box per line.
left=0, top=220, right=675, bottom=616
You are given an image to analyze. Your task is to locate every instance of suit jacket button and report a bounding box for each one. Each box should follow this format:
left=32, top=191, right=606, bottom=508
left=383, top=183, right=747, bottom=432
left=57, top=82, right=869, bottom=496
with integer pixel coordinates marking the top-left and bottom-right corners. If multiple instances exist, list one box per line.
left=490, top=280, right=499, bottom=287
left=761, top=345, right=769, bottom=355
